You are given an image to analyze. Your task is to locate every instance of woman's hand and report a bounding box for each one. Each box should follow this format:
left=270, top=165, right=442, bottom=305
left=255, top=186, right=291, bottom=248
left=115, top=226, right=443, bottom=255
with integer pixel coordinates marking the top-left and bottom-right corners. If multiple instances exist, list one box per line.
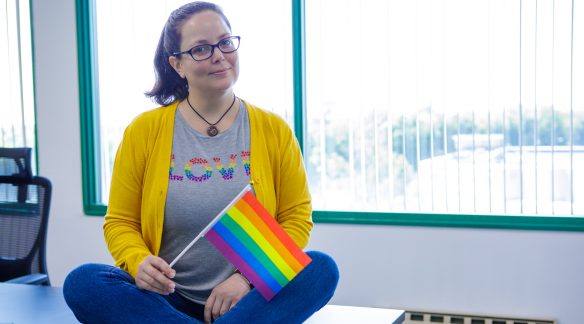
left=135, top=255, right=176, bottom=295
left=204, top=273, right=251, bottom=323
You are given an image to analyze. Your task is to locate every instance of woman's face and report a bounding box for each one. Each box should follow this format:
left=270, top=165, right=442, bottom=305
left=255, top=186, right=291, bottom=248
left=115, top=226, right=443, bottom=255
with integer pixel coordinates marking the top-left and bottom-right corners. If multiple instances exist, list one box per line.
left=171, top=11, right=239, bottom=96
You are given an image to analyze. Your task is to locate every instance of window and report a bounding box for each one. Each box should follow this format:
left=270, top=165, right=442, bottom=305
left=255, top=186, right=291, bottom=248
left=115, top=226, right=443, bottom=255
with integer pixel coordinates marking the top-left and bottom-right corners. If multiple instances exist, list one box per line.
left=304, top=0, right=584, bottom=229
left=79, top=0, right=584, bottom=230
left=77, top=0, right=292, bottom=213
left=0, top=0, right=36, bottom=161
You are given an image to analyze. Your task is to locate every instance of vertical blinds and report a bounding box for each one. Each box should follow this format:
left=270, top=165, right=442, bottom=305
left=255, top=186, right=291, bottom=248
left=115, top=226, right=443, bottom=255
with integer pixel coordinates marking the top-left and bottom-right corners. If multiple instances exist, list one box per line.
left=306, top=0, right=583, bottom=215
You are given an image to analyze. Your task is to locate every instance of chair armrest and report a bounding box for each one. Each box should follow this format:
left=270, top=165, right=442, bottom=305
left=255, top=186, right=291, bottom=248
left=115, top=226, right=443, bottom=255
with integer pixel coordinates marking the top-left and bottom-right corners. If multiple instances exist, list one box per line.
left=5, top=273, right=49, bottom=285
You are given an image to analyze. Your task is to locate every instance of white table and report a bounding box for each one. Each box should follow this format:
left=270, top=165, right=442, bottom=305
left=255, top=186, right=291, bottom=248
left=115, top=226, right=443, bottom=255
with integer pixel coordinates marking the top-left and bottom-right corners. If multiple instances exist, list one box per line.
left=307, top=304, right=405, bottom=324
left=0, top=282, right=78, bottom=323
left=0, top=283, right=404, bottom=323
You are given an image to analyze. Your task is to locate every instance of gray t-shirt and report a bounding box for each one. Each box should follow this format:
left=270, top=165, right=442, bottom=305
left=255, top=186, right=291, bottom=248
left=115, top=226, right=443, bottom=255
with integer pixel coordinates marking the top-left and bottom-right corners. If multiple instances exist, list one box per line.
left=160, top=100, right=250, bottom=304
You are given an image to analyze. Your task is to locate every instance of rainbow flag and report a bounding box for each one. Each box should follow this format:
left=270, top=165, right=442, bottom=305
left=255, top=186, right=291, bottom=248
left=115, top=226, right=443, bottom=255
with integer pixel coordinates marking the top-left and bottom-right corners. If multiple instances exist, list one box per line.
left=203, top=185, right=312, bottom=301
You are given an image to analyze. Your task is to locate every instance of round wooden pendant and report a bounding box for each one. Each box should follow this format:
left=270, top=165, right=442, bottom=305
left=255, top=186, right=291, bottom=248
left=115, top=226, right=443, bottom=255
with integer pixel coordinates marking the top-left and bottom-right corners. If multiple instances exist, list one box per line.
left=207, top=125, right=219, bottom=137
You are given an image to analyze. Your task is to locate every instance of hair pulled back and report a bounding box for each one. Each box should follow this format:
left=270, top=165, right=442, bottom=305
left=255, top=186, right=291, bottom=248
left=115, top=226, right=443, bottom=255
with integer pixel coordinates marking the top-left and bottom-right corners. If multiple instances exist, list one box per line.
left=145, top=2, right=231, bottom=106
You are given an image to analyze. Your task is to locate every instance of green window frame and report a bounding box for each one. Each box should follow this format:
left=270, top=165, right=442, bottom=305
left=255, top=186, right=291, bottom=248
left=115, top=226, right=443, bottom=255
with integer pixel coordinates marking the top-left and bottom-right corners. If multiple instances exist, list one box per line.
left=76, top=0, right=105, bottom=215
left=77, top=0, right=584, bottom=231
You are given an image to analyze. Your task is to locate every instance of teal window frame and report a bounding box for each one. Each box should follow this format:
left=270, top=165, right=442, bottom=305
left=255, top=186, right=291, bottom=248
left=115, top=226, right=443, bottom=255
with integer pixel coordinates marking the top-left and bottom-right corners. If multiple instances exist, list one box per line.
left=76, top=0, right=106, bottom=216
left=77, top=0, right=584, bottom=231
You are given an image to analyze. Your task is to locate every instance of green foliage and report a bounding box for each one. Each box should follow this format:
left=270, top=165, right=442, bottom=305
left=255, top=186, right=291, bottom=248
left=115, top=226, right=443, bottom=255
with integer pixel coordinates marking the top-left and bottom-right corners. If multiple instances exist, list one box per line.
left=306, top=105, right=584, bottom=188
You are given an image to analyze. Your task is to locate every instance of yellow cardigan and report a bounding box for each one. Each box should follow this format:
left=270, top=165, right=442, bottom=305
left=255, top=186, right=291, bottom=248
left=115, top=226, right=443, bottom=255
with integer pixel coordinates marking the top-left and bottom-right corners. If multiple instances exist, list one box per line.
left=103, top=100, right=313, bottom=278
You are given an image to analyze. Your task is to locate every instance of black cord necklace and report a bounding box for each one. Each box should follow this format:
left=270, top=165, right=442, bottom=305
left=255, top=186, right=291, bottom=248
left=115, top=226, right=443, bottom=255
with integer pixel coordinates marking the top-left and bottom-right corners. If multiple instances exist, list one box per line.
left=186, top=95, right=237, bottom=137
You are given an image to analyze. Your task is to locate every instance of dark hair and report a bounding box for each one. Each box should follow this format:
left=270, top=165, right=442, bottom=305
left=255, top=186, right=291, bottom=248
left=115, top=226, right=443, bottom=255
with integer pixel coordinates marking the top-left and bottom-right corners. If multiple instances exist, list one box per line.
left=145, top=2, right=232, bottom=106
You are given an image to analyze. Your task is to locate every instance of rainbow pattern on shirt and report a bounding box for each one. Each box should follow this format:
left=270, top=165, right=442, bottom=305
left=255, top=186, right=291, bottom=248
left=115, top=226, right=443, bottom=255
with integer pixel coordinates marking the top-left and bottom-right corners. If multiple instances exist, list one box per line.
left=241, top=151, right=251, bottom=176
left=170, top=151, right=251, bottom=181
left=169, top=154, right=184, bottom=181
left=185, top=157, right=213, bottom=182
left=213, top=154, right=237, bottom=180
left=204, top=186, right=311, bottom=301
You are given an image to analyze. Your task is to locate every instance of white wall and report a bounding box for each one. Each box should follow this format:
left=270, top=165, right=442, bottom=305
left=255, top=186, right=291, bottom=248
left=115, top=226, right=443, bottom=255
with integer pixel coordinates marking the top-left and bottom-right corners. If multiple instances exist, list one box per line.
left=308, top=225, right=584, bottom=323
left=32, top=0, right=113, bottom=278
left=31, top=0, right=584, bottom=323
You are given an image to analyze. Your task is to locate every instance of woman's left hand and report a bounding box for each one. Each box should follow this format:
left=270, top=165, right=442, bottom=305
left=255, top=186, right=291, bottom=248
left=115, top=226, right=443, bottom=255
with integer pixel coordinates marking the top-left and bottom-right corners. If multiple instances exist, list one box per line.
left=204, top=273, right=251, bottom=323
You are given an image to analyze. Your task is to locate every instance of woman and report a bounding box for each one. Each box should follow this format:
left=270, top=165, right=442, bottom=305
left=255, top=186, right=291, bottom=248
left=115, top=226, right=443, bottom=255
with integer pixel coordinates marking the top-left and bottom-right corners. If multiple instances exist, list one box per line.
left=63, top=2, right=338, bottom=323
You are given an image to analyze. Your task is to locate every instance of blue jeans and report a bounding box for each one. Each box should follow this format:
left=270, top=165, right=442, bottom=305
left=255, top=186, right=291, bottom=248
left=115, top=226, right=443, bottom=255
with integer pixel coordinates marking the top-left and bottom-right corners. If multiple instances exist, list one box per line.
left=63, top=251, right=339, bottom=323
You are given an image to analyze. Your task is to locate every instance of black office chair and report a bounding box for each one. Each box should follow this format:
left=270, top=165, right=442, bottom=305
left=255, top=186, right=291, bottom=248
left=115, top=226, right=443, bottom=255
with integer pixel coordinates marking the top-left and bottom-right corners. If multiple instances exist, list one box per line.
left=0, top=147, right=52, bottom=285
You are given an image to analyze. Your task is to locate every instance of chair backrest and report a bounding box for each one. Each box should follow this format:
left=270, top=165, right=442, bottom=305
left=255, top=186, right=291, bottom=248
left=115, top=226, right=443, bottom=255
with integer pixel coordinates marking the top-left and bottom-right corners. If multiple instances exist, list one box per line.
left=0, top=147, right=33, bottom=202
left=0, top=148, right=52, bottom=285
left=0, top=148, right=32, bottom=177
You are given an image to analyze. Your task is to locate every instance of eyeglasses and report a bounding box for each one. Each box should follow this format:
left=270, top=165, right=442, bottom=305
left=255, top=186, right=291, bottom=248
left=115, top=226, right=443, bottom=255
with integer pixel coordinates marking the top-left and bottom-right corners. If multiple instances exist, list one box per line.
left=173, top=36, right=241, bottom=61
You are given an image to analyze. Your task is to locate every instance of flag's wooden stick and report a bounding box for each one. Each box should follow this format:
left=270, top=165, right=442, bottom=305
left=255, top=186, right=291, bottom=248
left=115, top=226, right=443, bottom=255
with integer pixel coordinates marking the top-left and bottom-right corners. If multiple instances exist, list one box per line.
left=169, top=184, right=252, bottom=268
